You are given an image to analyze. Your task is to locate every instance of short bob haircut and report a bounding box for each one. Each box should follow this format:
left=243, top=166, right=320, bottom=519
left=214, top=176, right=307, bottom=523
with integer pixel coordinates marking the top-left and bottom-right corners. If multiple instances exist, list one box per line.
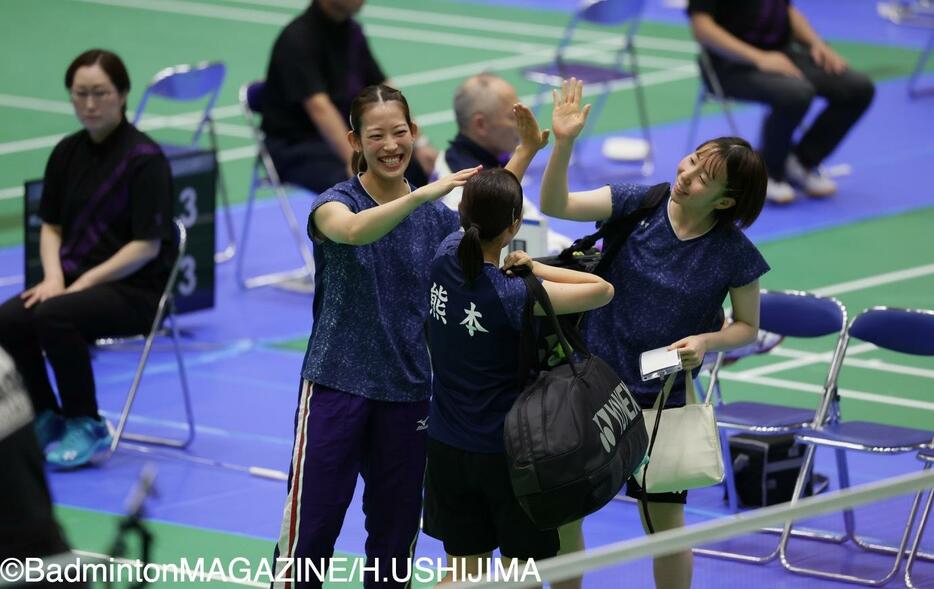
left=693, top=136, right=767, bottom=229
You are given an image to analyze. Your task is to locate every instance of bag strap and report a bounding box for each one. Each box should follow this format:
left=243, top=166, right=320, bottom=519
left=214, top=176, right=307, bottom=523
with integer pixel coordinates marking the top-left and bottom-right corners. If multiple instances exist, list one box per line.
left=517, top=269, right=581, bottom=378
left=639, top=372, right=678, bottom=535
left=557, top=183, right=669, bottom=275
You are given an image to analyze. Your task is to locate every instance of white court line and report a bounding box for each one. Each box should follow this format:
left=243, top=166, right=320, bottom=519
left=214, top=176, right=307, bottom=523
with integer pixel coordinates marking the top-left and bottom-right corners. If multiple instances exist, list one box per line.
left=75, top=0, right=545, bottom=54
left=0, top=274, right=24, bottom=287
left=767, top=345, right=934, bottom=380
left=716, top=371, right=934, bottom=412
left=0, top=61, right=698, bottom=196
left=733, top=342, right=876, bottom=378
left=0, top=93, right=74, bottom=114
left=812, top=263, right=934, bottom=296
left=220, top=0, right=700, bottom=53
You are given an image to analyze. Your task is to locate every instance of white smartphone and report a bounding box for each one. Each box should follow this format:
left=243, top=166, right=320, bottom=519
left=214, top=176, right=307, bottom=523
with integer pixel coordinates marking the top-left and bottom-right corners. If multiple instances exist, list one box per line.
left=639, top=346, right=682, bottom=381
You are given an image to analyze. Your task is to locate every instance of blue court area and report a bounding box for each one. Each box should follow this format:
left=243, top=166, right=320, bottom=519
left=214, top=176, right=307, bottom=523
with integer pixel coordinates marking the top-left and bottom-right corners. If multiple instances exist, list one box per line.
left=0, top=0, right=932, bottom=586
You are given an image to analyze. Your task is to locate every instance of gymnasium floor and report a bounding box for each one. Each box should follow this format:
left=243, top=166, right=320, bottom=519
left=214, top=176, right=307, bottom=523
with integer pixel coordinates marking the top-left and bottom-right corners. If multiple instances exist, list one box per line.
left=0, top=0, right=932, bottom=586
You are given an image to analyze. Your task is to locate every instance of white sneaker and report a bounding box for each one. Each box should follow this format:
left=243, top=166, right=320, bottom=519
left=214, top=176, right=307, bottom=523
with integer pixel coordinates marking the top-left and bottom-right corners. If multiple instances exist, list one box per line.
left=766, top=178, right=795, bottom=204
left=786, top=155, right=837, bottom=197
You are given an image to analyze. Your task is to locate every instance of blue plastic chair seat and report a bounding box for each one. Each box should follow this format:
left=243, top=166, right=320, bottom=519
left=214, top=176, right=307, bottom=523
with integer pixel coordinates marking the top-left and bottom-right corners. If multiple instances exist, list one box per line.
left=526, top=62, right=635, bottom=85
left=717, top=401, right=815, bottom=430
left=919, top=447, right=934, bottom=462
left=797, top=421, right=933, bottom=452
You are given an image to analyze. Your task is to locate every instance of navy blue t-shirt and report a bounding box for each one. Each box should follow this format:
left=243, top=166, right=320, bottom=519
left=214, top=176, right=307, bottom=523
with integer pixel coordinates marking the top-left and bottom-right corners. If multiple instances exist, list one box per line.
left=301, top=177, right=460, bottom=402
left=581, top=184, right=770, bottom=407
left=427, top=232, right=528, bottom=453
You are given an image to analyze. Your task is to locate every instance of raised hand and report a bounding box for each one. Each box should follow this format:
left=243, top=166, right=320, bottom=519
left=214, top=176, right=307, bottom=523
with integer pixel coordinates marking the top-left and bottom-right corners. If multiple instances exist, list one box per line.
left=411, top=165, right=482, bottom=203
left=551, top=77, right=592, bottom=143
left=514, top=103, right=549, bottom=152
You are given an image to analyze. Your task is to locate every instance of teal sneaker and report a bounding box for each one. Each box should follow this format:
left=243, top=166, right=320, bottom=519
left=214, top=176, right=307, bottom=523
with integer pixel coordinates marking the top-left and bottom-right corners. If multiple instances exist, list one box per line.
left=46, top=416, right=113, bottom=469
left=33, top=410, right=65, bottom=451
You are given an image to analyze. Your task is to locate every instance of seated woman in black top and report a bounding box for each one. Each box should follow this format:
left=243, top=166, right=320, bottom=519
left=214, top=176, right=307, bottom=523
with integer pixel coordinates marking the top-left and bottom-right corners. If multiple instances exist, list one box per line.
left=0, top=49, right=175, bottom=469
left=423, top=169, right=614, bottom=581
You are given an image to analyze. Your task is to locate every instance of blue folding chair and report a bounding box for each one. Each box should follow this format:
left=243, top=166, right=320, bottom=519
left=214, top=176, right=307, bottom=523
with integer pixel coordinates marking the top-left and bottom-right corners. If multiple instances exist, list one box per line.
left=694, top=289, right=849, bottom=563
left=905, top=447, right=934, bottom=588
left=132, top=62, right=237, bottom=263
left=778, top=307, right=934, bottom=586
left=878, top=0, right=934, bottom=98
left=236, top=81, right=315, bottom=291
left=524, top=0, right=654, bottom=175
left=109, top=219, right=194, bottom=453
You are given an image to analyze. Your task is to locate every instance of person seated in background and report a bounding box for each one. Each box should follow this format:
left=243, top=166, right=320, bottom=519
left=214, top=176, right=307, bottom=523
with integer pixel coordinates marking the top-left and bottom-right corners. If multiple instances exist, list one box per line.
left=0, top=49, right=175, bottom=469
left=435, top=73, right=572, bottom=253
left=261, top=0, right=435, bottom=193
left=688, top=0, right=875, bottom=204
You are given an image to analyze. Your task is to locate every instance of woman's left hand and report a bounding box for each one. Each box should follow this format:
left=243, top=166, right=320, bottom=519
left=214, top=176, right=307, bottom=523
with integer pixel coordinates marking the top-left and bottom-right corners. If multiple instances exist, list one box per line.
left=410, top=165, right=482, bottom=203
left=514, top=103, right=549, bottom=152
left=668, top=335, right=708, bottom=370
left=502, top=250, right=533, bottom=275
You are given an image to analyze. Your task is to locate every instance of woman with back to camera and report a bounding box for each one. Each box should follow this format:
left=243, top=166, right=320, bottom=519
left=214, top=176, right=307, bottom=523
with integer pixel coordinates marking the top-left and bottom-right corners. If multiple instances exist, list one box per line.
left=0, top=49, right=175, bottom=470
left=422, top=167, right=614, bottom=584
left=540, top=79, right=770, bottom=589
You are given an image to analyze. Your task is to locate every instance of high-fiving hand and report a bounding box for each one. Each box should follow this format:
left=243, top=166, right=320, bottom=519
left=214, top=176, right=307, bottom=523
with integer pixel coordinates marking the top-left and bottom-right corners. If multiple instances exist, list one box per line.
left=514, top=103, right=549, bottom=152
left=551, top=77, right=592, bottom=143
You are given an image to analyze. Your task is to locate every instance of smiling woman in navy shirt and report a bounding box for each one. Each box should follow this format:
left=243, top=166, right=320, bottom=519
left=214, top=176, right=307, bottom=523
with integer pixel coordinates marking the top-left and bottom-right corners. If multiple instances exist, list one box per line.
left=540, top=79, right=770, bottom=589
left=0, top=49, right=174, bottom=471
left=269, top=84, right=481, bottom=589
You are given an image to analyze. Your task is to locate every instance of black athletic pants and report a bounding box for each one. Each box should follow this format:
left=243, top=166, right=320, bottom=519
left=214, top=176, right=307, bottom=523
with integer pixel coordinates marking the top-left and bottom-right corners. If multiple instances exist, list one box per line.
left=0, top=282, right=159, bottom=419
left=709, top=43, right=875, bottom=180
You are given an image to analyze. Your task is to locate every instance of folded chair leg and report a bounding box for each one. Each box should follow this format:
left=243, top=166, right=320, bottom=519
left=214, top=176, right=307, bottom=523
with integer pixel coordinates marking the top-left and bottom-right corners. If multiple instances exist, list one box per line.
left=905, top=466, right=933, bottom=589
left=112, top=309, right=195, bottom=452
left=781, top=446, right=925, bottom=586
left=836, top=448, right=858, bottom=540
left=236, top=167, right=261, bottom=288
left=685, top=87, right=705, bottom=155
left=109, top=317, right=161, bottom=454
left=209, top=119, right=237, bottom=264
left=628, top=47, right=653, bottom=176
left=239, top=152, right=315, bottom=290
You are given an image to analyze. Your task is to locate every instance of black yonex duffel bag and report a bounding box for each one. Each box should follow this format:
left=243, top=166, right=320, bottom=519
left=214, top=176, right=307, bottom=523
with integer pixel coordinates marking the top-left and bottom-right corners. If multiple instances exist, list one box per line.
left=504, top=272, right=648, bottom=530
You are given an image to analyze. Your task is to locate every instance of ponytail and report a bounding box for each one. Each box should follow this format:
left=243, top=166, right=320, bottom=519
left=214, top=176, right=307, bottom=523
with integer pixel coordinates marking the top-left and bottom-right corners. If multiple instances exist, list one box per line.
left=457, top=169, right=524, bottom=287
left=458, top=223, right=485, bottom=285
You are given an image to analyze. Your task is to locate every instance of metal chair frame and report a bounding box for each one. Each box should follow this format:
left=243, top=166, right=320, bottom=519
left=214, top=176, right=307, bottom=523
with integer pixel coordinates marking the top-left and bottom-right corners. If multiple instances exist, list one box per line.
left=109, top=219, right=194, bottom=453
left=235, top=81, right=315, bottom=291
left=905, top=449, right=934, bottom=588
left=878, top=0, right=934, bottom=98
left=525, top=0, right=654, bottom=175
left=685, top=47, right=742, bottom=153
left=777, top=306, right=934, bottom=586
left=132, top=62, right=237, bottom=263
left=695, top=289, right=851, bottom=564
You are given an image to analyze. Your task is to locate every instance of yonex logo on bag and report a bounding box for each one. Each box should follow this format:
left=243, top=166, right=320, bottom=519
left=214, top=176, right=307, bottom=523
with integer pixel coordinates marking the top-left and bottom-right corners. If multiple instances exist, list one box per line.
left=592, top=383, right=640, bottom=454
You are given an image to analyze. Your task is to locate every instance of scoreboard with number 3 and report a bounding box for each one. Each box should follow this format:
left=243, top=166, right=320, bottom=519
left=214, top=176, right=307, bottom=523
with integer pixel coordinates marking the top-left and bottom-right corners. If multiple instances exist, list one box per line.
left=23, top=148, right=217, bottom=314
